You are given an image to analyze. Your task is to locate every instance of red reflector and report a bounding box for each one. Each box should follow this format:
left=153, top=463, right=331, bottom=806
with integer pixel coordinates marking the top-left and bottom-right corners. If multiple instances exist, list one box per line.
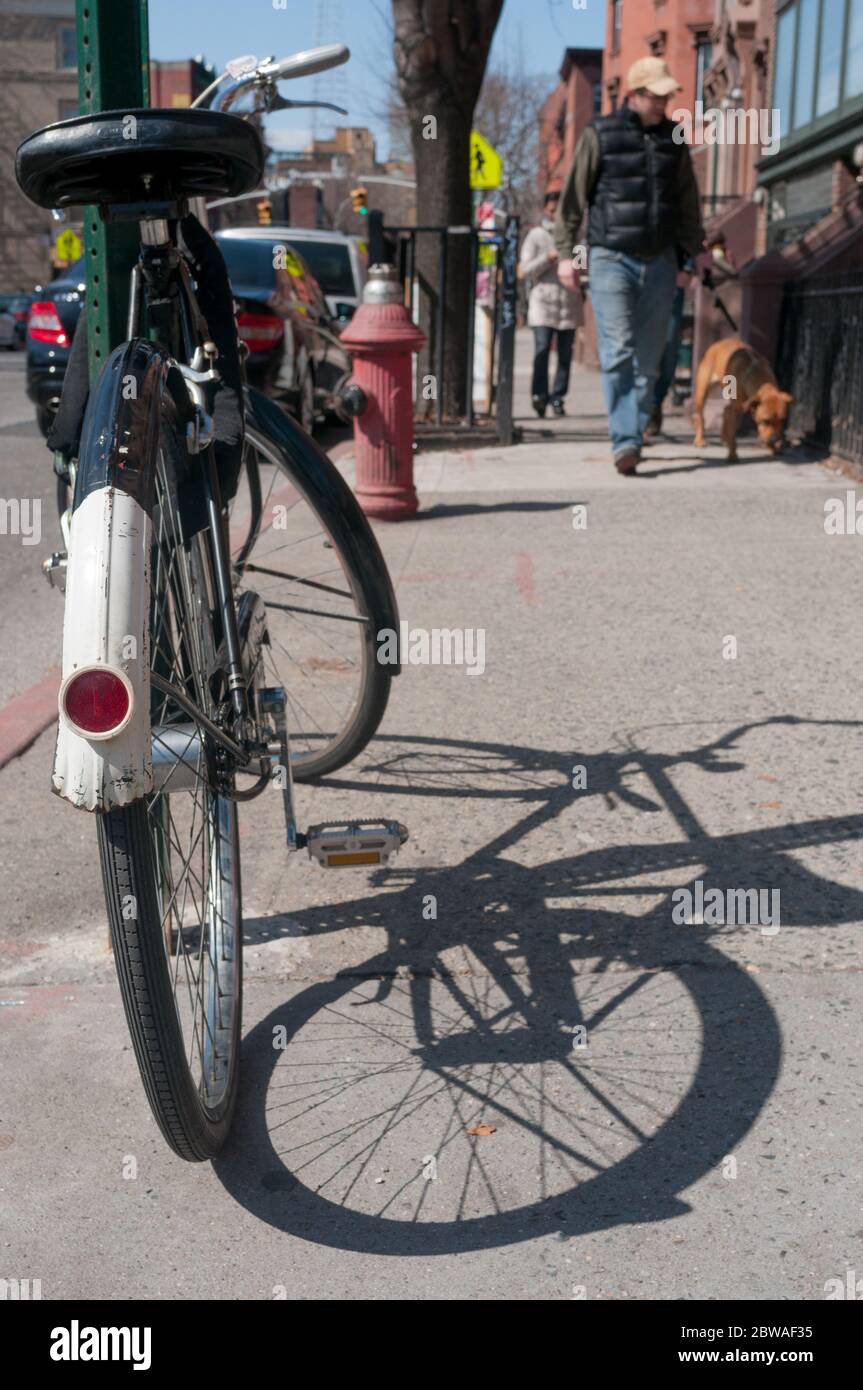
left=63, top=669, right=130, bottom=735
left=28, top=300, right=68, bottom=346
left=237, top=310, right=283, bottom=353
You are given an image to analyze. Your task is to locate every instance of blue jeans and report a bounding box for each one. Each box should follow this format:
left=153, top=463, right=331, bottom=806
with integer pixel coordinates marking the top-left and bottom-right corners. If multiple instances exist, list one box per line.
left=654, top=285, right=686, bottom=408
left=589, top=246, right=678, bottom=457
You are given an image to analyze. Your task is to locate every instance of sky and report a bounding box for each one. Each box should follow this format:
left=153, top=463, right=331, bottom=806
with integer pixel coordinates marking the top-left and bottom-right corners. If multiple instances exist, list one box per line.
left=149, top=0, right=606, bottom=159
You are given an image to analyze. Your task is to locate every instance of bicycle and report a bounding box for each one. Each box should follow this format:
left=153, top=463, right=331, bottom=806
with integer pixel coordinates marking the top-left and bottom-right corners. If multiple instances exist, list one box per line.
left=16, top=45, right=408, bottom=1161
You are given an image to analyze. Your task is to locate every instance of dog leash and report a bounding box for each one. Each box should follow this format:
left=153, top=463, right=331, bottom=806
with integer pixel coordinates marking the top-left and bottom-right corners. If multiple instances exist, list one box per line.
left=702, top=268, right=738, bottom=332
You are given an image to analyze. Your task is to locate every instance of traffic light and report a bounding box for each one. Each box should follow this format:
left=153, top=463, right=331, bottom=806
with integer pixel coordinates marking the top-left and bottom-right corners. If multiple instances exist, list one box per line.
left=350, top=186, right=368, bottom=215
left=256, top=198, right=273, bottom=226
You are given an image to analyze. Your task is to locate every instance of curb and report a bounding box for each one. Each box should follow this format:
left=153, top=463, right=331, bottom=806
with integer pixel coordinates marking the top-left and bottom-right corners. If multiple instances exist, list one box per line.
left=0, top=668, right=60, bottom=770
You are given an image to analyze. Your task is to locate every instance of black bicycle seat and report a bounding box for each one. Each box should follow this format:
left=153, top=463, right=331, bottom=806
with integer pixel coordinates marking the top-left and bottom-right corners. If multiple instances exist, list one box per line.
left=16, top=108, right=265, bottom=209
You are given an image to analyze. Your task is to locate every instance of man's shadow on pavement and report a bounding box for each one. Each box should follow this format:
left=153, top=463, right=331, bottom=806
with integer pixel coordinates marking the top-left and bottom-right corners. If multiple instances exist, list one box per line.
left=214, top=717, right=863, bottom=1256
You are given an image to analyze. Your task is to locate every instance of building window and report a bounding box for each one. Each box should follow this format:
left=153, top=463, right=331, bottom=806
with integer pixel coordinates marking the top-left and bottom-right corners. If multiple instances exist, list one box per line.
left=793, top=0, right=818, bottom=129
left=848, top=0, right=863, bottom=99
left=611, top=1, right=622, bottom=58
left=816, top=0, right=845, bottom=117
left=695, top=37, right=713, bottom=104
left=773, top=5, right=796, bottom=143
left=58, top=98, right=78, bottom=121
left=773, top=0, right=863, bottom=144
left=592, top=81, right=603, bottom=115
left=57, top=24, right=76, bottom=71
left=606, top=78, right=620, bottom=114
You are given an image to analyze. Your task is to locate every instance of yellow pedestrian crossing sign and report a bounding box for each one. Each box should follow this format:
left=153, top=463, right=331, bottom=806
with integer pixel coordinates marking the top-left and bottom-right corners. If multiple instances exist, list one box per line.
left=55, top=229, right=83, bottom=262
left=470, top=130, right=502, bottom=189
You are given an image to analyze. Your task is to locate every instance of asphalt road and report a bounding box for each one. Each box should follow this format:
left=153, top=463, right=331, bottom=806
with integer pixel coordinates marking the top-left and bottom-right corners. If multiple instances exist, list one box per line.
left=1, top=342, right=862, bottom=1300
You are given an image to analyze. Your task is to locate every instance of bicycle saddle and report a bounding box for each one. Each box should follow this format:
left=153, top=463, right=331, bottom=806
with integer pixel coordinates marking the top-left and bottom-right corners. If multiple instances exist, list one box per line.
left=16, top=108, right=265, bottom=209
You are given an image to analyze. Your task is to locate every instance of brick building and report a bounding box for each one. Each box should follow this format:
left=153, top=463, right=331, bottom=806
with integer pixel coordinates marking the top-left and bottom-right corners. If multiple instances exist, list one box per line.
left=0, top=0, right=218, bottom=291
left=267, top=127, right=415, bottom=232
left=149, top=57, right=215, bottom=109
left=602, top=0, right=715, bottom=138
left=0, top=0, right=79, bottom=290
left=538, top=48, right=603, bottom=196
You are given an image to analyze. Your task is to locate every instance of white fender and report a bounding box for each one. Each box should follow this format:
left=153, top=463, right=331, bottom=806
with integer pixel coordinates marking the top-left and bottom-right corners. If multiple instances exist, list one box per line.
left=52, top=485, right=153, bottom=811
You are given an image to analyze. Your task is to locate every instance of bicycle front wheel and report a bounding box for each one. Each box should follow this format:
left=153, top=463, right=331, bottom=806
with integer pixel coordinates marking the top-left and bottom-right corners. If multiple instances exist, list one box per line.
left=99, top=402, right=242, bottom=1161
left=231, top=393, right=397, bottom=781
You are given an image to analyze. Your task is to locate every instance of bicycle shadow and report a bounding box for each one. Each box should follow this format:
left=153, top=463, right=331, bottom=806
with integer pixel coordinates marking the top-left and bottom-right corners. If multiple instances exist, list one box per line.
left=215, top=716, right=863, bottom=1254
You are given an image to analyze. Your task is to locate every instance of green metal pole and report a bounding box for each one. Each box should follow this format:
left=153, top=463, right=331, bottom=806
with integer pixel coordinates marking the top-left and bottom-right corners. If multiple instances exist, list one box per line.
left=75, top=0, right=150, bottom=382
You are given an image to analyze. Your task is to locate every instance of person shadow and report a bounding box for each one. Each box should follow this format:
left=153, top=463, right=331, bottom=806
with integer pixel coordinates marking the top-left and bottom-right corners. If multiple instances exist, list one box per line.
left=215, top=716, right=863, bottom=1255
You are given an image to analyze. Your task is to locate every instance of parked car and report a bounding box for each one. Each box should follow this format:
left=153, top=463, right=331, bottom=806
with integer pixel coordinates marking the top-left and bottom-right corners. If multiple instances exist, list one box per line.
left=24, top=261, right=83, bottom=436
left=1, top=293, right=36, bottom=348
left=0, top=307, right=16, bottom=351
left=25, top=233, right=352, bottom=438
left=223, top=227, right=367, bottom=325
left=216, top=229, right=353, bottom=427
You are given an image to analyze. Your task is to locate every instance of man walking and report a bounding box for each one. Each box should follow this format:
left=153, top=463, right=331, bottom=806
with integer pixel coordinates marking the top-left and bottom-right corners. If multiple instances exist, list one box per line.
left=554, top=57, right=705, bottom=474
left=519, top=189, right=582, bottom=417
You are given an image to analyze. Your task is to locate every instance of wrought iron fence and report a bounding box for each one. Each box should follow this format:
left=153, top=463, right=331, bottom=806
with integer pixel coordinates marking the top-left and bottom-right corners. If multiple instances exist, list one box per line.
left=375, top=213, right=519, bottom=443
left=776, top=268, right=863, bottom=467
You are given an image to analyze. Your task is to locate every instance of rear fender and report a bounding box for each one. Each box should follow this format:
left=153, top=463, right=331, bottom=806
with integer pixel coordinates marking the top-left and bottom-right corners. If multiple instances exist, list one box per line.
left=53, top=339, right=188, bottom=811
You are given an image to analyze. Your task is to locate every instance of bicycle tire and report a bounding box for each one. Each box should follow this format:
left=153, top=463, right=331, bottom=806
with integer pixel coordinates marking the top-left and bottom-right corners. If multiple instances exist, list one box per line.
left=97, top=389, right=242, bottom=1161
left=239, top=400, right=396, bottom=781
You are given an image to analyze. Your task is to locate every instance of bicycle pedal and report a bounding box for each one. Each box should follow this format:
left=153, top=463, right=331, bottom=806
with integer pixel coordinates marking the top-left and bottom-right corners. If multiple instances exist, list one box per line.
left=305, top=819, right=408, bottom=868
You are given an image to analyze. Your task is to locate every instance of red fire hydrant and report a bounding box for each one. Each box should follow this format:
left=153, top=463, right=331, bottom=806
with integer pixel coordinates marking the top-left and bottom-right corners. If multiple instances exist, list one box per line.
left=339, top=264, right=426, bottom=520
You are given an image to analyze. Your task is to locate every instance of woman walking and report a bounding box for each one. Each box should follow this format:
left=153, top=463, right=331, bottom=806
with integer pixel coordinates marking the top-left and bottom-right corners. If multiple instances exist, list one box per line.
left=519, top=189, right=582, bottom=417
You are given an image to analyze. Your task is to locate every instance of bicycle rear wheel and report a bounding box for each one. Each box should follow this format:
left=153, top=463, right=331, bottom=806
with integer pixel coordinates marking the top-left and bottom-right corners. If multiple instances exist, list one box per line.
left=98, top=402, right=242, bottom=1161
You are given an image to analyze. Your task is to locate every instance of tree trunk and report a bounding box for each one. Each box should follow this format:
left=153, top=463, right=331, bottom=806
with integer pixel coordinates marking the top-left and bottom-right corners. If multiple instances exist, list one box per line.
left=392, top=0, right=504, bottom=421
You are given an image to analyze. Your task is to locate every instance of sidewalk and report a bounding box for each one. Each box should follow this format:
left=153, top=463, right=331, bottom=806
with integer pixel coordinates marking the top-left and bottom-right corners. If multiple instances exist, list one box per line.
left=1, top=330, right=862, bottom=1300
left=339, top=328, right=789, bottom=492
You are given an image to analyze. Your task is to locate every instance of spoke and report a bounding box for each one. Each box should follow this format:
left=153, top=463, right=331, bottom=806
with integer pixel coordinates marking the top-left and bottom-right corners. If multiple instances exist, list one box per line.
left=243, top=562, right=353, bottom=601
left=264, top=600, right=368, bottom=626
left=261, top=529, right=328, bottom=557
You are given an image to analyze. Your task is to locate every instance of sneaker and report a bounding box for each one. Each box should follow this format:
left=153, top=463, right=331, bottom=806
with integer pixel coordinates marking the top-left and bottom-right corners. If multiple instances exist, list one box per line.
left=614, top=449, right=640, bottom=476
left=551, top=398, right=565, bottom=417
left=532, top=394, right=548, bottom=418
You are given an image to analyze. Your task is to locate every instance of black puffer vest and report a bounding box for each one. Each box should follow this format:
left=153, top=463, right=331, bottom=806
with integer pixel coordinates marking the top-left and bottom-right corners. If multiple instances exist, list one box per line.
left=588, top=107, right=682, bottom=257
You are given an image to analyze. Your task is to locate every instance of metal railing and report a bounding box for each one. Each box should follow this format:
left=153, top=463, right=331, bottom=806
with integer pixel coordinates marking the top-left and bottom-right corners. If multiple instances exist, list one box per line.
left=776, top=268, right=863, bottom=467
left=376, top=214, right=519, bottom=443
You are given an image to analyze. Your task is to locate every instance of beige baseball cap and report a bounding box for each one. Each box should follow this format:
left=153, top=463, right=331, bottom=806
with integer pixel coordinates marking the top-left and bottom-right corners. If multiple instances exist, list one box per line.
left=626, top=57, right=682, bottom=96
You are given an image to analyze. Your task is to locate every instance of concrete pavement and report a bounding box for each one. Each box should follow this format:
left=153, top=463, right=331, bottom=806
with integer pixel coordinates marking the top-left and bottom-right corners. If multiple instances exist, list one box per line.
left=1, top=338, right=862, bottom=1299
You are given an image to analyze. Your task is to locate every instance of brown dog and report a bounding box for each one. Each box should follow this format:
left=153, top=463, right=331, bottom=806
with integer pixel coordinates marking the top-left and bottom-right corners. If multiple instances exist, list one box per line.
left=693, top=337, right=793, bottom=460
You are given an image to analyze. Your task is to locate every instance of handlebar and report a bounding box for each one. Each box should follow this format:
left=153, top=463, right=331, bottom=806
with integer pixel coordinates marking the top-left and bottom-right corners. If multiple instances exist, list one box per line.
left=191, top=43, right=350, bottom=114
left=259, top=45, right=349, bottom=82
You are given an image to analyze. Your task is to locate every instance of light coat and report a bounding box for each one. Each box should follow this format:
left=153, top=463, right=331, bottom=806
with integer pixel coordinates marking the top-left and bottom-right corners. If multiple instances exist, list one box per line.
left=519, top=221, right=582, bottom=331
